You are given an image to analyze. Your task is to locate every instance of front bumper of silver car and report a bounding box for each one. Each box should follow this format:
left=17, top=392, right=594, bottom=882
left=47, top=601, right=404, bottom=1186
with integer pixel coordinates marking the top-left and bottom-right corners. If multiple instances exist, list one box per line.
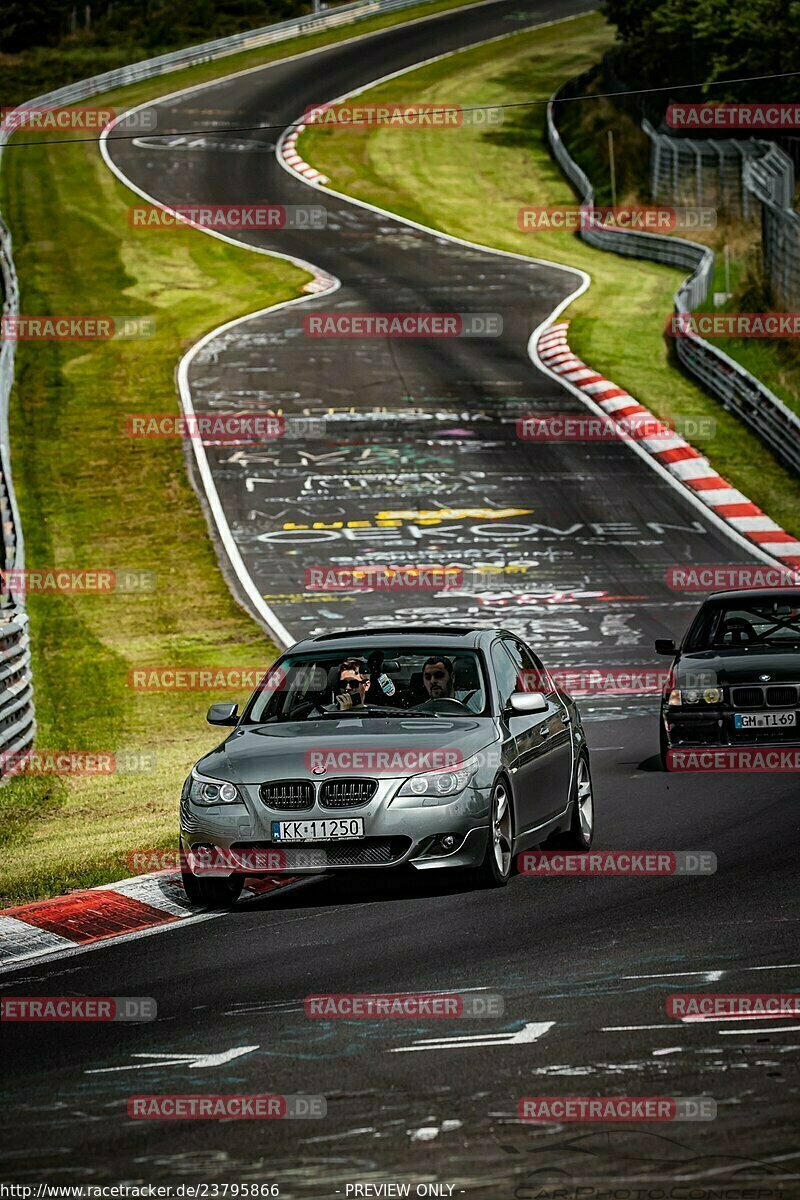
left=180, top=775, right=494, bottom=874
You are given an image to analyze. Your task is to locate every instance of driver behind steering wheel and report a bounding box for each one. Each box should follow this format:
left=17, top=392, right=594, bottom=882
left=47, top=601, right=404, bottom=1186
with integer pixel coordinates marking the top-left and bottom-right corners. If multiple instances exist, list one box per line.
left=422, top=656, right=455, bottom=700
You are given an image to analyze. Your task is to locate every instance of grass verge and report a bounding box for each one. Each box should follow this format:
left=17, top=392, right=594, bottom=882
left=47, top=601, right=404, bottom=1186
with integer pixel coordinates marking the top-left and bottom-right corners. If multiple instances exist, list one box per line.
left=300, top=10, right=800, bottom=536
left=0, top=0, right=492, bottom=907
left=0, top=127, right=306, bottom=907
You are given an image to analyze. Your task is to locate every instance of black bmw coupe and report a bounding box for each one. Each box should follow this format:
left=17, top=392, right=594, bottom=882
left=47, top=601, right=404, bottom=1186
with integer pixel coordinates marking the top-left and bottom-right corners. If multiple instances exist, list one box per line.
left=656, top=588, right=800, bottom=768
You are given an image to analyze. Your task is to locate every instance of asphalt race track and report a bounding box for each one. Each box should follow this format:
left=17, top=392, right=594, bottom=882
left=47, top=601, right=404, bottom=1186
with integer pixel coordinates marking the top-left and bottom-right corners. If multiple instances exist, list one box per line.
left=105, top=0, right=762, bottom=660
left=2, top=1, right=799, bottom=1194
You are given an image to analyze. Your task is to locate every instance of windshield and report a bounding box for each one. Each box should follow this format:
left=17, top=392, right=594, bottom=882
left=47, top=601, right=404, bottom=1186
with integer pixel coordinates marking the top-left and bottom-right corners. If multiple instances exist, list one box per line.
left=686, top=595, right=800, bottom=650
left=244, top=647, right=489, bottom=722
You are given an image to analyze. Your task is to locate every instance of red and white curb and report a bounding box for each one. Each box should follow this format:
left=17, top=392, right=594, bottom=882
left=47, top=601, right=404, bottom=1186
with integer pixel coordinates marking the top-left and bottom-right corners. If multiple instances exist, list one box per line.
left=537, top=321, right=800, bottom=571
left=0, top=871, right=300, bottom=970
left=281, top=121, right=329, bottom=185
left=282, top=119, right=334, bottom=295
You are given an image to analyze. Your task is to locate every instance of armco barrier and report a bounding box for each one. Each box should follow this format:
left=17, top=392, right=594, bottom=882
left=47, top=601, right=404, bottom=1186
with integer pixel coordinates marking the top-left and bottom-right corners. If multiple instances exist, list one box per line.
left=0, top=0, right=448, bottom=776
left=744, top=145, right=800, bottom=312
left=0, top=214, right=35, bottom=767
left=547, top=74, right=800, bottom=478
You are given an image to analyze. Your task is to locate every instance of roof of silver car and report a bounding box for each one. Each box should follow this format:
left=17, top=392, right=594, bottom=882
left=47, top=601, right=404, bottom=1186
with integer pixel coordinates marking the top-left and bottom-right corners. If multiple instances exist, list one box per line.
left=296, top=625, right=490, bottom=649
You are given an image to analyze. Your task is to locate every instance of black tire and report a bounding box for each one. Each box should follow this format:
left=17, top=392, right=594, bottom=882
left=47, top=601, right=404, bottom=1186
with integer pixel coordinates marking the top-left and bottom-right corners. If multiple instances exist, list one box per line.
left=473, top=778, right=514, bottom=888
left=548, top=752, right=594, bottom=850
left=181, top=867, right=244, bottom=908
left=659, top=722, right=671, bottom=771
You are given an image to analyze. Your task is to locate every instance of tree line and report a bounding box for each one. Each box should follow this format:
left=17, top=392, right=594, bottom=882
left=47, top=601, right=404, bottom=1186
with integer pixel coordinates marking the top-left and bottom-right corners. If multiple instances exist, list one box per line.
left=2, top=0, right=305, bottom=54
left=602, top=0, right=800, bottom=104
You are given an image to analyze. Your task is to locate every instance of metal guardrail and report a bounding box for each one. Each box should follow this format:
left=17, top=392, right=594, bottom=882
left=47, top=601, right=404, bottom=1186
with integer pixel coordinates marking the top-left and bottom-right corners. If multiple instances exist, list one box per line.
left=642, top=118, right=765, bottom=222
left=547, top=74, right=800, bottom=478
left=0, top=0, right=448, bottom=775
left=742, top=143, right=795, bottom=210
left=744, top=145, right=800, bottom=312
left=0, top=213, right=35, bottom=767
left=0, top=0, right=430, bottom=128
left=642, top=120, right=800, bottom=312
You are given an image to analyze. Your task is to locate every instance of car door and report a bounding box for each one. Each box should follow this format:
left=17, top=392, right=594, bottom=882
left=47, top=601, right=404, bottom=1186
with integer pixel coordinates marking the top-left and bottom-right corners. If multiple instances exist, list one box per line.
left=491, top=639, right=549, bottom=834
left=498, top=637, right=573, bottom=830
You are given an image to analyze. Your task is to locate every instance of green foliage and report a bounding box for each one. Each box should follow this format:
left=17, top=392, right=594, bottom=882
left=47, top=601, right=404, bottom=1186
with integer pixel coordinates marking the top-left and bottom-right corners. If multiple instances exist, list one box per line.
left=0, top=0, right=306, bottom=103
left=1, top=0, right=304, bottom=53
left=602, top=0, right=800, bottom=100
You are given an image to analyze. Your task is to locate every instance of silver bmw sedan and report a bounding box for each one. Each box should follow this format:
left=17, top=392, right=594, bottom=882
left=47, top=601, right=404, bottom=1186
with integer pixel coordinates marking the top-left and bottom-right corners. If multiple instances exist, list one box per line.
left=180, top=625, right=594, bottom=905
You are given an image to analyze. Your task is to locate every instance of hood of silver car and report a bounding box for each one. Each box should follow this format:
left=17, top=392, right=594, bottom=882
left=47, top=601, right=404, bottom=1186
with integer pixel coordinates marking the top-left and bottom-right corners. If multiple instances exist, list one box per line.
left=198, top=717, right=497, bottom=785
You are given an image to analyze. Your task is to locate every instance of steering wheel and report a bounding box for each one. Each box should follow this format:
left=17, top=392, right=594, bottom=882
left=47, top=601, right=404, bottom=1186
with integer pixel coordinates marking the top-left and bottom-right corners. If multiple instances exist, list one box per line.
left=412, top=697, right=468, bottom=714
left=288, top=698, right=327, bottom=720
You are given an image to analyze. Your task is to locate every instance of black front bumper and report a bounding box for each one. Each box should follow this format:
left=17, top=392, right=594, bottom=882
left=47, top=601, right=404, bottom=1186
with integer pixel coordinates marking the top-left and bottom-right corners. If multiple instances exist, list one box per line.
left=662, top=708, right=800, bottom=746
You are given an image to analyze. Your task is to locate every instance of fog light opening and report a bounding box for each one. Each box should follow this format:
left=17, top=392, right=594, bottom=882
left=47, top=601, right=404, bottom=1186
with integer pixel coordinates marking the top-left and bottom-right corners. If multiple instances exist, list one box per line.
left=424, top=833, right=462, bottom=857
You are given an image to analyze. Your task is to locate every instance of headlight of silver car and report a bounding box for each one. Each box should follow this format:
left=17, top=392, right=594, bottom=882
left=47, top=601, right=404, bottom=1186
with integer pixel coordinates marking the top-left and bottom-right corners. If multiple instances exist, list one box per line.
left=397, top=756, right=480, bottom=802
left=188, top=768, right=244, bottom=806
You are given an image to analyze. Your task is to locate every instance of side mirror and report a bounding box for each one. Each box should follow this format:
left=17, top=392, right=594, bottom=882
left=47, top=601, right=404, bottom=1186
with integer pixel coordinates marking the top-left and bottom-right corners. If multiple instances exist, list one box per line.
left=509, top=691, right=548, bottom=714
left=655, top=639, right=677, bottom=656
left=207, top=702, right=239, bottom=727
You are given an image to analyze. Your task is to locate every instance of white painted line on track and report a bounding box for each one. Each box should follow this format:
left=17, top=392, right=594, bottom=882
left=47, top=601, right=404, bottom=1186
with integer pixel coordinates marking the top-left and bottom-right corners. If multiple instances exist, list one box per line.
left=622, top=969, right=725, bottom=980
left=683, top=1012, right=800, bottom=1024
left=603, top=1023, right=677, bottom=1031
left=719, top=1024, right=800, bottom=1035
left=86, top=1045, right=260, bottom=1073
left=390, top=1020, right=554, bottom=1052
